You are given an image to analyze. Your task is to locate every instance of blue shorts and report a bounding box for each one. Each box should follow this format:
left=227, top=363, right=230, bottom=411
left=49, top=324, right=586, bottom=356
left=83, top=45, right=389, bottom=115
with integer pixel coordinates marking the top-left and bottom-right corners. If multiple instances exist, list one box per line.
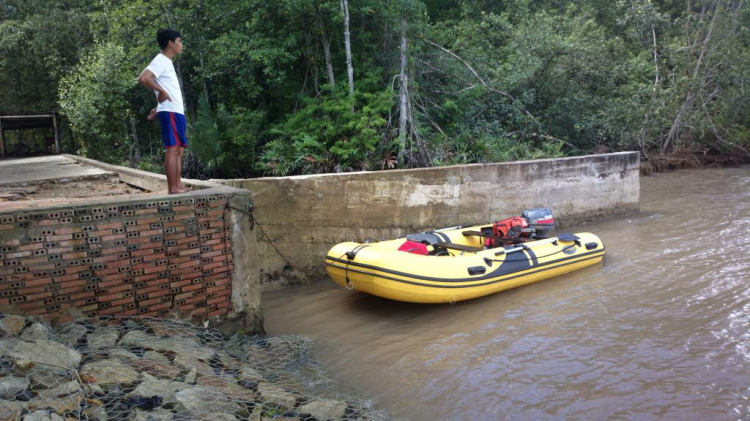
left=157, top=112, right=188, bottom=148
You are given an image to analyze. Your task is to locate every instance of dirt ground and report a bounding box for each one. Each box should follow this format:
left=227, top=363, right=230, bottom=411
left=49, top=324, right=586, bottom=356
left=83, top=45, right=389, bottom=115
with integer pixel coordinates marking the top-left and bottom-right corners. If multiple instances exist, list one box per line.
left=0, top=176, right=147, bottom=203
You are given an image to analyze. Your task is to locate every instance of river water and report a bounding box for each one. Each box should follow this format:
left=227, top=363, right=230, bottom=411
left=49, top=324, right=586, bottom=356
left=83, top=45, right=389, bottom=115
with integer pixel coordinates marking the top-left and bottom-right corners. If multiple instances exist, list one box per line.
left=263, top=166, right=750, bottom=421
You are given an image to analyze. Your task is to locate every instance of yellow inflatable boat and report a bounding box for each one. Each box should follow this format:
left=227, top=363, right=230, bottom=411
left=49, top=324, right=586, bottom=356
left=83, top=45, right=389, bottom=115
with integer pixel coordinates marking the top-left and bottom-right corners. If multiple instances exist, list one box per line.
left=326, top=211, right=605, bottom=303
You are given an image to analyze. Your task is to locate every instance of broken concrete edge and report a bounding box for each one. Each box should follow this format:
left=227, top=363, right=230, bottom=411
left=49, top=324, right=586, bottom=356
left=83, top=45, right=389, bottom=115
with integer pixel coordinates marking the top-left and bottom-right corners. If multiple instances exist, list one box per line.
left=226, top=194, right=264, bottom=335
left=64, top=154, right=218, bottom=192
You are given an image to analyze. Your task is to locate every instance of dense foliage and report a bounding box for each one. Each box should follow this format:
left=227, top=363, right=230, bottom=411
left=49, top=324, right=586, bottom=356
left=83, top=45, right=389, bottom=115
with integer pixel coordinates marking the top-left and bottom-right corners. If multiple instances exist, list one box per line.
left=1, top=0, right=748, bottom=177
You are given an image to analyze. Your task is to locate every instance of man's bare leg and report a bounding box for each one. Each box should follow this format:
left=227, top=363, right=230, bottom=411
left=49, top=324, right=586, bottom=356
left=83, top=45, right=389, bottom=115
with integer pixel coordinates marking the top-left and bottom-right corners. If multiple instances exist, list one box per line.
left=165, top=147, right=180, bottom=194
left=173, top=147, right=191, bottom=193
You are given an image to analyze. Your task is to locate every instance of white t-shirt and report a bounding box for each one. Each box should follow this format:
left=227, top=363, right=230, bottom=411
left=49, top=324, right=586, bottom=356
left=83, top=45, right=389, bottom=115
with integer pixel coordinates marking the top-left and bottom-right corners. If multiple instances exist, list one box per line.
left=146, top=53, right=184, bottom=115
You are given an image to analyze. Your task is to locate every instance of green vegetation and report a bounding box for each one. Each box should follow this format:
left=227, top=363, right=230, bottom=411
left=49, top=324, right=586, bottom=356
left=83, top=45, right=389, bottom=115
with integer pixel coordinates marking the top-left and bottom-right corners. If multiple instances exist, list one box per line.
left=1, top=0, right=748, bottom=177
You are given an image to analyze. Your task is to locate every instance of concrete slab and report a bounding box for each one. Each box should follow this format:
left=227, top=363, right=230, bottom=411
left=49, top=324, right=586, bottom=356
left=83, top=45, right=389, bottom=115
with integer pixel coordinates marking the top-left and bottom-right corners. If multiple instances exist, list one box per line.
left=0, top=156, right=111, bottom=186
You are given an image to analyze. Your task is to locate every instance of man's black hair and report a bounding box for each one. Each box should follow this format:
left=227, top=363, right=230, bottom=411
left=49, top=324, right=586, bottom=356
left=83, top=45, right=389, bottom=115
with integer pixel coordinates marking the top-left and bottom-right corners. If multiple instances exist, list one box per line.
left=157, top=28, right=182, bottom=50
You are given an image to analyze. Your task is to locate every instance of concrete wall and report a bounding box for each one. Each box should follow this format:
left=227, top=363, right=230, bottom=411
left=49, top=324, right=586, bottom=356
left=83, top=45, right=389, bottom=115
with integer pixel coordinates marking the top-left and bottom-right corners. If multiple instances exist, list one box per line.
left=0, top=185, right=261, bottom=329
left=218, top=152, right=640, bottom=290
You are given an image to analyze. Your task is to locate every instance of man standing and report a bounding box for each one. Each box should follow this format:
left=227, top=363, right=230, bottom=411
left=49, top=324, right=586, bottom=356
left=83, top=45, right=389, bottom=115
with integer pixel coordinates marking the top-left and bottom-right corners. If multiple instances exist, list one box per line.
left=137, top=28, right=190, bottom=194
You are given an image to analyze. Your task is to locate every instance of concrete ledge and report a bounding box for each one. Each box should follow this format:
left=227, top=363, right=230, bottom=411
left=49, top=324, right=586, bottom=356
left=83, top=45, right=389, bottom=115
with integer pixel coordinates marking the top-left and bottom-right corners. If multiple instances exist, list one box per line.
left=64, top=154, right=217, bottom=192
left=215, top=152, right=640, bottom=290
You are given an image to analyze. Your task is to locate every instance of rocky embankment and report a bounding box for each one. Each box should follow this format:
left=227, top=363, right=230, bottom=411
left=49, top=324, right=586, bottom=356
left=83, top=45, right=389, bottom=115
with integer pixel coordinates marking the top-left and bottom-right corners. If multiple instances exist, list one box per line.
left=0, top=315, right=367, bottom=421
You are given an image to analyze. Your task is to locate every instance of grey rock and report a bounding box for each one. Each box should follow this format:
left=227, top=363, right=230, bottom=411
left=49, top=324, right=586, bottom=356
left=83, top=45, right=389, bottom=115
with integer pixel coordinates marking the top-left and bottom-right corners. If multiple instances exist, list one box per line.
left=130, top=359, right=180, bottom=381
left=195, top=377, right=255, bottom=403
left=8, top=340, right=81, bottom=369
left=119, top=331, right=215, bottom=361
left=87, top=326, right=119, bottom=350
left=128, top=380, right=188, bottom=402
left=107, top=348, right=139, bottom=361
left=237, top=365, right=264, bottom=383
left=143, top=321, right=190, bottom=338
left=27, top=393, right=82, bottom=414
left=0, top=339, right=21, bottom=356
left=297, top=399, right=348, bottom=420
left=21, top=410, right=64, bottom=421
left=142, top=351, right=170, bottom=365
left=28, top=368, right=71, bottom=390
left=183, top=369, right=197, bottom=384
left=19, top=324, right=49, bottom=342
left=54, top=325, right=87, bottom=349
left=36, top=381, right=78, bottom=399
left=0, top=400, right=25, bottom=421
left=172, top=355, right=213, bottom=376
left=256, top=383, right=297, bottom=412
left=80, top=359, right=139, bottom=387
left=128, top=408, right=173, bottom=421
left=0, top=377, right=29, bottom=400
left=82, top=405, right=108, bottom=421
left=0, top=316, right=27, bottom=338
left=174, top=386, right=242, bottom=415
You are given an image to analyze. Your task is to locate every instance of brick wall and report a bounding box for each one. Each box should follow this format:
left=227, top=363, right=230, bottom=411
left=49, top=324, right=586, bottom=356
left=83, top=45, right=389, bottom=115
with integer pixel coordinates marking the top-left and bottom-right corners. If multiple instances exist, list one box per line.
left=0, top=194, right=234, bottom=324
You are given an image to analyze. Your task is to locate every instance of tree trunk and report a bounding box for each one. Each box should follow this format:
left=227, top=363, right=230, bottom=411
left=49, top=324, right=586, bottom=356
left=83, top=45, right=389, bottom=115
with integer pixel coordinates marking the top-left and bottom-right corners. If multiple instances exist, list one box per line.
left=317, top=14, right=336, bottom=95
left=397, top=12, right=409, bottom=166
left=128, top=115, right=141, bottom=168
left=340, top=0, right=355, bottom=98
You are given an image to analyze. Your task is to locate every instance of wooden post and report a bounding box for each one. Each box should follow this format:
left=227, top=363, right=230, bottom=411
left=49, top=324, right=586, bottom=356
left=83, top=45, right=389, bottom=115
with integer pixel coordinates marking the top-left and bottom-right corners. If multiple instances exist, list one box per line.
left=52, top=113, right=60, bottom=155
left=0, top=118, right=5, bottom=159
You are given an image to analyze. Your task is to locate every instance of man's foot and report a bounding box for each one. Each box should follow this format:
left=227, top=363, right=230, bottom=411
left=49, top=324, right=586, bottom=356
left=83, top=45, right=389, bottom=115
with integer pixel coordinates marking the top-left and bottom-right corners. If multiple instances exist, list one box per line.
left=174, top=186, right=193, bottom=194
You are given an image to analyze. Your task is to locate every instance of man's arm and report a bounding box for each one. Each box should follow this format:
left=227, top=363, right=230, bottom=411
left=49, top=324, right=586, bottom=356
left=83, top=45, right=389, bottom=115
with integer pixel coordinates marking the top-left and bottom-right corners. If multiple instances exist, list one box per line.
left=137, top=69, right=172, bottom=103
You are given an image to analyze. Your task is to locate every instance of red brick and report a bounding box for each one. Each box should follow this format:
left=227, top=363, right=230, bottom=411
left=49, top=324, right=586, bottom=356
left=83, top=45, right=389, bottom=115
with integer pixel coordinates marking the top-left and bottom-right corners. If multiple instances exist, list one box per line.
left=54, top=273, right=80, bottom=282
left=207, top=296, right=229, bottom=306
left=19, top=287, right=46, bottom=295
left=102, top=234, right=126, bottom=242
left=111, top=296, right=135, bottom=307
left=94, top=255, right=119, bottom=263
left=59, top=239, right=86, bottom=247
left=99, top=293, right=123, bottom=302
left=169, top=256, right=192, bottom=264
left=46, top=247, right=74, bottom=254
left=178, top=248, right=200, bottom=257
left=6, top=251, right=31, bottom=259
left=101, top=273, right=130, bottom=283
left=99, top=305, right=125, bottom=316
left=177, top=236, right=198, bottom=245
left=22, top=257, right=48, bottom=265
left=138, top=297, right=162, bottom=307
left=23, top=278, right=52, bottom=288
left=132, top=262, right=154, bottom=271
left=135, top=217, right=160, bottom=226
left=108, top=284, right=133, bottom=294
left=96, top=222, right=122, bottom=230
left=46, top=234, right=73, bottom=241
left=180, top=260, right=200, bottom=268
left=26, top=292, right=52, bottom=301
left=143, top=253, right=167, bottom=262
left=189, top=308, right=208, bottom=316
left=172, top=205, right=193, bottom=212
left=175, top=213, right=195, bottom=221
left=144, top=265, right=166, bottom=274
left=165, top=233, right=187, bottom=241
left=38, top=219, right=60, bottom=226
left=106, top=260, right=131, bottom=269
left=95, top=268, right=120, bottom=276
left=203, top=239, right=221, bottom=246
left=0, top=224, right=14, bottom=231
left=129, top=237, right=152, bottom=245
left=71, top=291, right=95, bottom=301
left=61, top=279, right=87, bottom=289
left=148, top=289, right=170, bottom=298
left=203, top=262, right=226, bottom=270
left=65, top=266, right=89, bottom=274
left=139, top=229, right=162, bottom=237
left=102, top=246, right=127, bottom=256
left=149, top=302, right=173, bottom=312
left=170, top=280, right=192, bottom=289
left=209, top=309, right=227, bottom=318
left=135, top=209, right=158, bottom=215
left=17, top=243, right=45, bottom=252
left=134, top=273, right=159, bottom=283
left=181, top=284, right=204, bottom=293
left=120, top=309, right=139, bottom=316
left=63, top=252, right=89, bottom=260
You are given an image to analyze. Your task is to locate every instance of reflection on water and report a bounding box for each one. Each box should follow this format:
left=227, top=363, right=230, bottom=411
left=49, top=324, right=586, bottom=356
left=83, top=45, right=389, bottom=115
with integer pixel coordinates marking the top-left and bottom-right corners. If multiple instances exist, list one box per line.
left=263, top=166, right=750, bottom=420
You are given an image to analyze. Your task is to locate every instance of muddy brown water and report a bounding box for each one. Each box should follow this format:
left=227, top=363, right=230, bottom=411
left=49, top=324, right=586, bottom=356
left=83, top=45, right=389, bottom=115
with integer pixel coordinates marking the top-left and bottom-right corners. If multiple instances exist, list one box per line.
left=263, top=166, right=750, bottom=421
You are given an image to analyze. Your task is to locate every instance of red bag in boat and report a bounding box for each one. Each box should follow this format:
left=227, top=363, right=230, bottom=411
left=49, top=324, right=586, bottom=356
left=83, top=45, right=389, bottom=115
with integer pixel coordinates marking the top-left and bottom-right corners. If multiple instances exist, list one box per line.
left=397, top=240, right=429, bottom=256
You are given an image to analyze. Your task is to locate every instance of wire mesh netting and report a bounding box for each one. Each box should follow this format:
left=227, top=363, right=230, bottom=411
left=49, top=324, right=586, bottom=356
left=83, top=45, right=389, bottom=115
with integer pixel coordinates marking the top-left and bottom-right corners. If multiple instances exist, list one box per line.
left=0, top=315, right=385, bottom=421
